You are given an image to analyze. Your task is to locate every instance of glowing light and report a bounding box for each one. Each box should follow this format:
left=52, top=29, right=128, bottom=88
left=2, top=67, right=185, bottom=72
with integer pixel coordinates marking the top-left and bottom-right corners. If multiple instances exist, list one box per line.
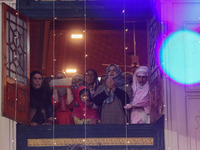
left=157, top=30, right=200, bottom=85
left=66, top=69, right=76, bottom=73
left=71, top=34, right=83, bottom=39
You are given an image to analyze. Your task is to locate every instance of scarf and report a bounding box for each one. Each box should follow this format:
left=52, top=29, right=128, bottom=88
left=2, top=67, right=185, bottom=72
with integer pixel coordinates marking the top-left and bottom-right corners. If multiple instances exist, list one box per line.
left=72, top=86, right=99, bottom=120
left=104, top=64, right=124, bottom=103
left=130, top=66, right=150, bottom=114
left=30, top=71, right=47, bottom=109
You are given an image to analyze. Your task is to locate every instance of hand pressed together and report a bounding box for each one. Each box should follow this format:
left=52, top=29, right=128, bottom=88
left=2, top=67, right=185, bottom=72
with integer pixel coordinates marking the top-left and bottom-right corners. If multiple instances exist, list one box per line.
left=105, top=77, right=116, bottom=92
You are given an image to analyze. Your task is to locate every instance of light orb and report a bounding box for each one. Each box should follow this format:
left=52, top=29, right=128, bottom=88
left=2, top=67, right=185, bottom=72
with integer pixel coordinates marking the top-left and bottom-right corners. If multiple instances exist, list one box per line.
left=158, top=30, right=200, bottom=85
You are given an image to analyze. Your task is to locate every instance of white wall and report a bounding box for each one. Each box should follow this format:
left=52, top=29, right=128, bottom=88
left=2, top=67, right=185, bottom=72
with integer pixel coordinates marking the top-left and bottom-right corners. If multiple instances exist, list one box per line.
left=0, top=1, right=17, bottom=150
left=161, top=0, right=200, bottom=150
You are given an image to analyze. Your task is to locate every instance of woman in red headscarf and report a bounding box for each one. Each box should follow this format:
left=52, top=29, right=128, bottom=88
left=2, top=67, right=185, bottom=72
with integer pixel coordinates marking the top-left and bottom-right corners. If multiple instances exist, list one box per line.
left=72, top=86, right=100, bottom=124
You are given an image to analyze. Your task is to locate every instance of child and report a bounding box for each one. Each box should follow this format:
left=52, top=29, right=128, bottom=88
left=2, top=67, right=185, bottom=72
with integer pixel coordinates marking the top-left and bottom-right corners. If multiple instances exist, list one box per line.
left=72, top=86, right=100, bottom=124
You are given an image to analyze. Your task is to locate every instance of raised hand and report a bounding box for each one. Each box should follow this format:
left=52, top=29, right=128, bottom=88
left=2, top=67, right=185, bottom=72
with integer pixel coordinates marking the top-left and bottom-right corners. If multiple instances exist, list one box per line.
left=105, top=77, right=116, bottom=92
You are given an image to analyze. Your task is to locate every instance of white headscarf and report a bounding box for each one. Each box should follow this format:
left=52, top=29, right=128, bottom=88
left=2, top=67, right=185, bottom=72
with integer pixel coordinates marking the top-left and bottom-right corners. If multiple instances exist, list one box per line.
left=130, top=66, right=150, bottom=114
left=72, top=74, right=84, bottom=82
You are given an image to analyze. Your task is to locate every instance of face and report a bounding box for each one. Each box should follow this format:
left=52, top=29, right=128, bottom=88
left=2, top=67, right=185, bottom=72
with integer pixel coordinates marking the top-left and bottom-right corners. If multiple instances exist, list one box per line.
left=31, top=74, right=43, bottom=89
left=55, top=72, right=66, bottom=79
left=136, top=75, right=148, bottom=86
left=80, top=91, right=90, bottom=103
left=107, top=66, right=117, bottom=78
left=85, top=70, right=96, bottom=85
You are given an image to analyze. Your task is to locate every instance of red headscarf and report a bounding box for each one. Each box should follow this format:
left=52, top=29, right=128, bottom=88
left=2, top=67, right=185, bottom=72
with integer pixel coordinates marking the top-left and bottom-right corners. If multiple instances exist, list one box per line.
left=72, top=86, right=99, bottom=120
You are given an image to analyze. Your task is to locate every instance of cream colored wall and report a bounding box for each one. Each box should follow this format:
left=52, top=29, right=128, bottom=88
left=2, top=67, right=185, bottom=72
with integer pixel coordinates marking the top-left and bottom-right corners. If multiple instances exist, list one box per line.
left=0, top=1, right=16, bottom=150
left=161, top=1, right=200, bottom=150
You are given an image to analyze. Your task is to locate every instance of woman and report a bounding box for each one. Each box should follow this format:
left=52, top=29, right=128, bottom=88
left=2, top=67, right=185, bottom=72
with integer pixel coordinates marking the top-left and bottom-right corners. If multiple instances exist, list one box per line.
left=71, top=74, right=84, bottom=91
left=92, top=64, right=131, bottom=124
left=84, top=69, right=99, bottom=97
left=30, top=71, right=53, bottom=126
left=124, top=66, right=150, bottom=124
left=51, top=71, right=74, bottom=125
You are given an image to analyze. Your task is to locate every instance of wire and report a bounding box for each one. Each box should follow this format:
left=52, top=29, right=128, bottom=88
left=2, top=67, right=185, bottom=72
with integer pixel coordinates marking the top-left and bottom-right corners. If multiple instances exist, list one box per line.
left=52, top=1, right=56, bottom=149
left=84, top=0, right=87, bottom=149
left=123, top=0, right=129, bottom=149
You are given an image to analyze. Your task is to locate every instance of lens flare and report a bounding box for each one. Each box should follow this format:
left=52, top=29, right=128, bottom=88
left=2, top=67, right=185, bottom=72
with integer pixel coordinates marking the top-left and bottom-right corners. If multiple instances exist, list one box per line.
left=157, top=30, right=200, bottom=85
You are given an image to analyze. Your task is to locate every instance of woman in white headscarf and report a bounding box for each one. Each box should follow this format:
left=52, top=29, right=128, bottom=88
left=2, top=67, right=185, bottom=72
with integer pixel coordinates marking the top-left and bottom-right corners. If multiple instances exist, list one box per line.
left=124, top=66, right=150, bottom=124
left=71, top=74, right=84, bottom=90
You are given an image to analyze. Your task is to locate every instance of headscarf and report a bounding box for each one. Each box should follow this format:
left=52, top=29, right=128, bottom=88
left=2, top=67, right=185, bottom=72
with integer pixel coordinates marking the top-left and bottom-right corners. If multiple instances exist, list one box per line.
left=104, top=64, right=125, bottom=103
left=72, top=86, right=99, bottom=120
left=72, top=74, right=84, bottom=89
left=54, top=71, right=66, bottom=79
left=30, top=71, right=46, bottom=109
left=130, top=66, right=150, bottom=114
left=106, top=64, right=124, bottom=87
left=72, top=74, right=84, bottom=82
left=30, top=71, right=43, bottom=86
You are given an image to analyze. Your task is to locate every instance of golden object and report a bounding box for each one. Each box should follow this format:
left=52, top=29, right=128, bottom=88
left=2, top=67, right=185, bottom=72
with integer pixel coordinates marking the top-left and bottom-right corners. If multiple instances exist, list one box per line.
left=28, top=137, right=153, bottom=147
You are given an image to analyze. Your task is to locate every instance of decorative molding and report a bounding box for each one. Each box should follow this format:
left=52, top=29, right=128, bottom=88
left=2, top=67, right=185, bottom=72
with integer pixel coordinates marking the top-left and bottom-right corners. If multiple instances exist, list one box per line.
left=6, top=9, right=28, bottom=84
left=195, top=112, right=200, bottom=130
left=185, top=84, right=200, bottom=93
left=186, top=96, right=200, bottom=150
left=184, top=21, right=200, bottom=93
left=27, top=137, right=154, bottom=147
left=7, top=83, right=15, bottom=107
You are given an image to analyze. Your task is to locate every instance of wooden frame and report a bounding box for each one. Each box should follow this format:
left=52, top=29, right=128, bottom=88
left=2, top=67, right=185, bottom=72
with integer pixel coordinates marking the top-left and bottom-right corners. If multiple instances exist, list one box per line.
left=2, top=3, right=30, bottom=125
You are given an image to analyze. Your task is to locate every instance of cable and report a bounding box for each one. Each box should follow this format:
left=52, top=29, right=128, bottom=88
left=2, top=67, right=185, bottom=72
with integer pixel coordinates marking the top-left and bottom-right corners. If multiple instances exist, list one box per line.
left=84, top=0, right=87, bottom=149
left=123, top=0, right=129, bottom=149
left=52, top=1, right=56, bottom=149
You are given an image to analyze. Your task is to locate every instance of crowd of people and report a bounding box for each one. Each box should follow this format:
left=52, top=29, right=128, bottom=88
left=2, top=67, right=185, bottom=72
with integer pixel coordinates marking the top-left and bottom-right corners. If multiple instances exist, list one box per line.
left=30, top=64, right=150, bottom=126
